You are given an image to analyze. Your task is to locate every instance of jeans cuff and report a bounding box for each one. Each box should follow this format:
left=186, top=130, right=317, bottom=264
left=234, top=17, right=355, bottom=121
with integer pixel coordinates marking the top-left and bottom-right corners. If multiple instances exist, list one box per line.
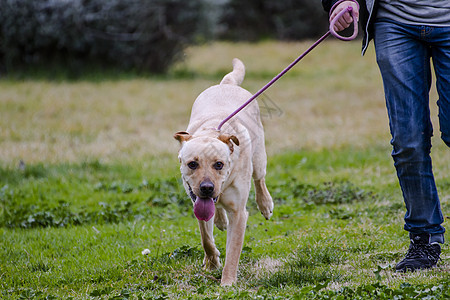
left=430, top=234, right=445, bottom=244
left=409, top=232, right=445, bottom=244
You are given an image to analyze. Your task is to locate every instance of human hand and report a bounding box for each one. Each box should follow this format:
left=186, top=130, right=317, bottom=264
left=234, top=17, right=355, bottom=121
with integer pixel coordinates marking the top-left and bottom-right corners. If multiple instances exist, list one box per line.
left=329, top=1, right=360, bottom=32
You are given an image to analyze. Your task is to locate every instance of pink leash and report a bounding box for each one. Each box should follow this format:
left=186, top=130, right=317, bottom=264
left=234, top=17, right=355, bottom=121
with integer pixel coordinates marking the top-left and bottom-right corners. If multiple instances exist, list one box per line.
left=217, top=4, right=358, bottom=131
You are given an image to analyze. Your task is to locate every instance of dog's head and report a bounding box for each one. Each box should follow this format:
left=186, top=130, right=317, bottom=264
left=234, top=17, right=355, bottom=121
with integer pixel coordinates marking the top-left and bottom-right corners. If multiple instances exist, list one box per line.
left=174, top=131, right=239, bottom=221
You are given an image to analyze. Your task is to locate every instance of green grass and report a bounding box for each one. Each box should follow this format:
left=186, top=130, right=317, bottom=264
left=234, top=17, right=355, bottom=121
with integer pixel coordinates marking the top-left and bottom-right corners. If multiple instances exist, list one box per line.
left=1, top=147, right=449, bottom=299
left=1, top=41, right=449, bottom=299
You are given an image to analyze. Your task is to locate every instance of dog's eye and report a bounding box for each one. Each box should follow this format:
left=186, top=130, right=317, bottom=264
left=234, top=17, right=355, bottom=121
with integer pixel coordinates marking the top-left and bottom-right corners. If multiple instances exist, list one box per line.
left=187, top=161, right=199, bottom=170
left=213, top=161, right=224, bottom=170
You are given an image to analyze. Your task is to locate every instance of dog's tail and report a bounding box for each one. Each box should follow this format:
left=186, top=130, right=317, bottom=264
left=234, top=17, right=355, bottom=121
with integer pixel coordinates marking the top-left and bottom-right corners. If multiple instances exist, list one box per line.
left=220, top=58, right=245, bottom=86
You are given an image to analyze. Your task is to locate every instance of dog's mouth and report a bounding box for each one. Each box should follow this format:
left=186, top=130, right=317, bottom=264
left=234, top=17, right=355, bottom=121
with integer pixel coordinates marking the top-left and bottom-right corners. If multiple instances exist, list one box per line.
left=187, top=184, right=218, bottom=222
left=187, top=183, right=218, bottom=203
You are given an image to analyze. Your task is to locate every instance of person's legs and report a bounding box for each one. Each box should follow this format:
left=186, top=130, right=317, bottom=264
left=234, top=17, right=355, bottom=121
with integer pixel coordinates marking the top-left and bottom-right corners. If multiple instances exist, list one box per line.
left=374, top=19, right=445, bottom=238
left=374, top=19, right=445, bottom=271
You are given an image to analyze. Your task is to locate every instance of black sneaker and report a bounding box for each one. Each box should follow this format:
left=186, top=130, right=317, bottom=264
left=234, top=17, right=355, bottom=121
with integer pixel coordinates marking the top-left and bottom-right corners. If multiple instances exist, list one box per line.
left=395, top=233, right=441, bottom=272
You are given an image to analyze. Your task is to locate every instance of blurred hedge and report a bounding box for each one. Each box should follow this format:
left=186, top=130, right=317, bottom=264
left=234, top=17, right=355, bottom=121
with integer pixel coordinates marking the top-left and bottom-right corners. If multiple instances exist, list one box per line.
left=220, top=0, right=329, bottom=41
left=0, top=0, right=330, bottom=75
left=0, top=0, right=208, bottom=74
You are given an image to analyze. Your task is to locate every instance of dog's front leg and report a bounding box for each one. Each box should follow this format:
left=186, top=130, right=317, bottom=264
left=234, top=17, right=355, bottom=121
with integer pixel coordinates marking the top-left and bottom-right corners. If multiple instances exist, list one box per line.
left=221, top=209, right=248, bottom=286
left=198, top=219, right=221, bottom=270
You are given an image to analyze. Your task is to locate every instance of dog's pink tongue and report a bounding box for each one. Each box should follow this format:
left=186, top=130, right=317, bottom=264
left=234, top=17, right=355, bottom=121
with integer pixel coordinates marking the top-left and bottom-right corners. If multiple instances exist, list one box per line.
left=193, top=197, right=215, bottom=222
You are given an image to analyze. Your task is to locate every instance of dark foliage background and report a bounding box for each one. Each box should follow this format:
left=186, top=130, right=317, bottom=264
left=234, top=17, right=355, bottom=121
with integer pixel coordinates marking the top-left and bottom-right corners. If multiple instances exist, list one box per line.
left=220, top=0, right=329, bottom=41
left=0, top=0, right=208, bottom=74
left=0, top=0, right=330, bottom=75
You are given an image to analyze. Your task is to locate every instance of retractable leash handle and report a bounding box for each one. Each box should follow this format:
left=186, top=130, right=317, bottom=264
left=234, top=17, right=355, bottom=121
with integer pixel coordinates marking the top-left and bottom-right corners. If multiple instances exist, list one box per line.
left=216, top=3, right=359, bottom=131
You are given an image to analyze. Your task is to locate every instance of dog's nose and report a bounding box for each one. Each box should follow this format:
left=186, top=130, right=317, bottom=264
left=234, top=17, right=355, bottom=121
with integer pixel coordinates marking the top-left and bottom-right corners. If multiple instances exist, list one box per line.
left=199, top=181, right=214, bottom=197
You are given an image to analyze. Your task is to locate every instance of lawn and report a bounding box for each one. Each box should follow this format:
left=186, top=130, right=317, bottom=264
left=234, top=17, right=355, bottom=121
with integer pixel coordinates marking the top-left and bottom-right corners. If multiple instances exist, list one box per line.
left=1, top=40, right=449, bottom=299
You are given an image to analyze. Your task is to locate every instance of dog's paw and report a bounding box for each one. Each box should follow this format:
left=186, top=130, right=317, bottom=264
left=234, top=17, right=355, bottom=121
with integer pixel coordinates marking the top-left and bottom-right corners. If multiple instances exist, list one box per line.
left=260, top=208, right=273, bottom=220
left=220, top=275, right=237, bottom=287
left=220, top=280, right=234, bottom=287
left=203, top=254, right=221, bottom=271
left=215, top=220, right=228, bottom=231
left=214, top=207, right=228, bottom=231
left=257, top=198, right=274, bottom=220
left=254, top=179, right=274, bottom=220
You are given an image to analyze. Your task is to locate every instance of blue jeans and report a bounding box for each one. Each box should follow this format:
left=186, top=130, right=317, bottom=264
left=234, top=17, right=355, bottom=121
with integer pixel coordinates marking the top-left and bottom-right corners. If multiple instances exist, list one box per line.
left=374, top=19, right=449, bottom=243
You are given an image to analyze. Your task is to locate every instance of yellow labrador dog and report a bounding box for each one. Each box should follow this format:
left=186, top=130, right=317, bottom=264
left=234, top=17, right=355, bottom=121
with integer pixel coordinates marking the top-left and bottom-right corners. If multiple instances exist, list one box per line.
left=174, top=58, right=273, bottom=286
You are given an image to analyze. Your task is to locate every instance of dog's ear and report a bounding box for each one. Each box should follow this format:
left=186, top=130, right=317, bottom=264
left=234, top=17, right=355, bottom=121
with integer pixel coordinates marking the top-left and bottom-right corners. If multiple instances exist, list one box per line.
left=218, top=134, right=240, bottom=153
left=174, top=131, right=192, bottom=144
